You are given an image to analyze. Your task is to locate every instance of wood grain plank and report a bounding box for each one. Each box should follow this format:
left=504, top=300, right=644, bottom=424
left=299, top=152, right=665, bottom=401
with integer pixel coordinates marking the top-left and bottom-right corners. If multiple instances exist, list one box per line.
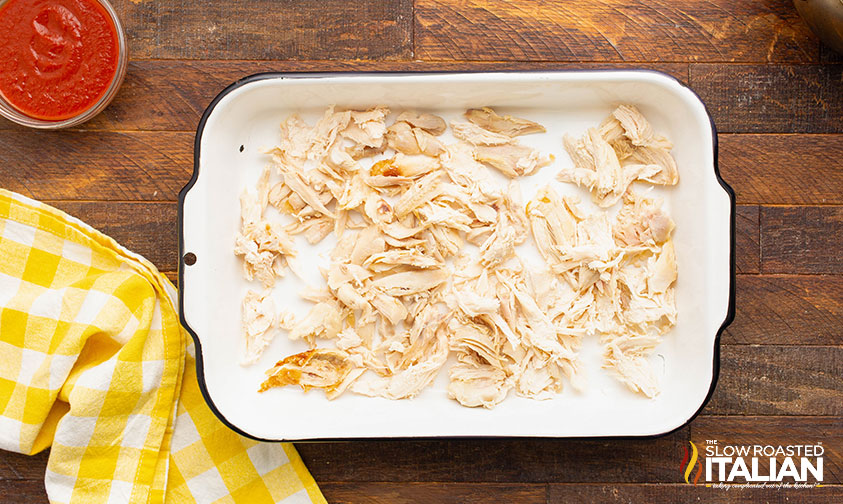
left=691, top=64, right=843, bottom=133
left=111, top=0, right=412, bottom=60
left=297, top=427, right=689, bottom=483
left=547, top=483, right=842, bottom=502
left=720, top=134, right=843, bottom=205
left=0, top=61, right=687, bottom=132
left=0, top=480, right=46, bottom=503
left=725, top=275, right=843, bottom=345
left=761, top=206, right=843, bottom=274
left=320, top=482, right=546, bottom=504
left=47, top=202, right=178, bottom=273
left=703, top=346, right=843, bottom=416
left=19, top=481, right=838, bottom=504
left=8, top=471, right=839, bottom=504
left=415, top=0, right=817, bottom=62
left=736, top=206, right=760, bottom=274
left=0, top=451, right=47, bottom=480
left=692, top=416, right=842, bottom=484
left=820, top=43, right=843, bottom=63
left=0, top=132, right=192, bottom=201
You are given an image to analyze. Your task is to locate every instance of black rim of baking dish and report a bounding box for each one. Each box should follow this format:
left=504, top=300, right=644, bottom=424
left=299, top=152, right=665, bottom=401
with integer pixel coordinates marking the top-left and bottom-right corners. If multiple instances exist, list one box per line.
left=178, top=69, right=736, bottom=443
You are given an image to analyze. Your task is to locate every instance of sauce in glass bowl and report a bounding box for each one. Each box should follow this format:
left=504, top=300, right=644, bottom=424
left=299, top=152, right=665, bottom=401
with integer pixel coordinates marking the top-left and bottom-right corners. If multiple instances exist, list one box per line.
left=0, top=0, right=126, bottom=127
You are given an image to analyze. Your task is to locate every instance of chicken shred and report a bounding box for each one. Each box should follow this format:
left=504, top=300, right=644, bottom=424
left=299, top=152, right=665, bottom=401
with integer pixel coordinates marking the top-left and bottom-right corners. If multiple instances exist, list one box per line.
left=260, top=348, right=356, bottom=399
left=526, top=186, right=678, bottom=396
left=236, top=104, right=678, bottom=405
left=396, top=111, right=447, bottom=135
left=474, top=144, right=554, bottom=178
left=464, top=106, right=546, bottom=137
left=241, top=290, right=277, bottom=365
left=450, top=121, right=513, bottom=146
left=559, top=105, right=679, bottom=207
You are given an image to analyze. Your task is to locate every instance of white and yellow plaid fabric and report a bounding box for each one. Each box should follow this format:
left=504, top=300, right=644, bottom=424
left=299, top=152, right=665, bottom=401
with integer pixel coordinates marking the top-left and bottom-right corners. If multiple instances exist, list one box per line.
left=0, top=189, right=326, bottom=504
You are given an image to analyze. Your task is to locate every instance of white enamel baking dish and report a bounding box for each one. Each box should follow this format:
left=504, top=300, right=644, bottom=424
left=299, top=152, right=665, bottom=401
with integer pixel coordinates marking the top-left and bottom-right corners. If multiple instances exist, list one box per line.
left=179, top=71, right=735, bottom=441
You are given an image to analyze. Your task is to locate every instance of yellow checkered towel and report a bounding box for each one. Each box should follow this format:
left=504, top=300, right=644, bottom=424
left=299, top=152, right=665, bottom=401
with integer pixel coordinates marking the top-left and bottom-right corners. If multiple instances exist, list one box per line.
left=0, top=190, right=326, bottom=504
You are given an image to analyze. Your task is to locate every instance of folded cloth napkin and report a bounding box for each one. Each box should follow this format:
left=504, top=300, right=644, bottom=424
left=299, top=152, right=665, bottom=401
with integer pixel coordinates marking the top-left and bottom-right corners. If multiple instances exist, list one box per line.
left=0, top=190, right=326, bottom=504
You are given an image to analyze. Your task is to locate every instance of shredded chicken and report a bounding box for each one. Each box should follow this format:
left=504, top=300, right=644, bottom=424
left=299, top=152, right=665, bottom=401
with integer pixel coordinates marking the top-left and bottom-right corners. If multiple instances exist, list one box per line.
left=396, top=110, right=447, bottom=135
left=241, top=290, right=277, bottom=365
left=236, top=104, right=678, bottom=406
left=526, top=187, right=677, bottom=397
left=233, top=166, right=296, bottom=288
left=451, top=121, right=513, bottom=146
left=260, top=348, right=361, bottom=400
left=464, top=107, right=546, bottom=137
left=559, top=105, right=679, bottom=207
left=474, top=144, right=553, bottom=178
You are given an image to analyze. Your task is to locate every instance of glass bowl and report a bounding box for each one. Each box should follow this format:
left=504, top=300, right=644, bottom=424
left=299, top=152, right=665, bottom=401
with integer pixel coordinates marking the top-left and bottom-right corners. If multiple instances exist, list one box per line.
left=0, top=0, right=128, bottom=129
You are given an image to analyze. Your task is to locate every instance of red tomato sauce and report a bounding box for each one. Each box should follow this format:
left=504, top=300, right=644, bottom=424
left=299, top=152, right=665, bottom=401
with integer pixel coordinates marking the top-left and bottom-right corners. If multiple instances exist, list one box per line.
left=0, top=0, right=119, bottom=121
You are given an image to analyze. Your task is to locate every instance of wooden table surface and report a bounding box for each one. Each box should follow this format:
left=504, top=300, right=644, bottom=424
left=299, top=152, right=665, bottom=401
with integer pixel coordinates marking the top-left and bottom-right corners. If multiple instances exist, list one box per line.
left=1, top=1, right=842, bottom=502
